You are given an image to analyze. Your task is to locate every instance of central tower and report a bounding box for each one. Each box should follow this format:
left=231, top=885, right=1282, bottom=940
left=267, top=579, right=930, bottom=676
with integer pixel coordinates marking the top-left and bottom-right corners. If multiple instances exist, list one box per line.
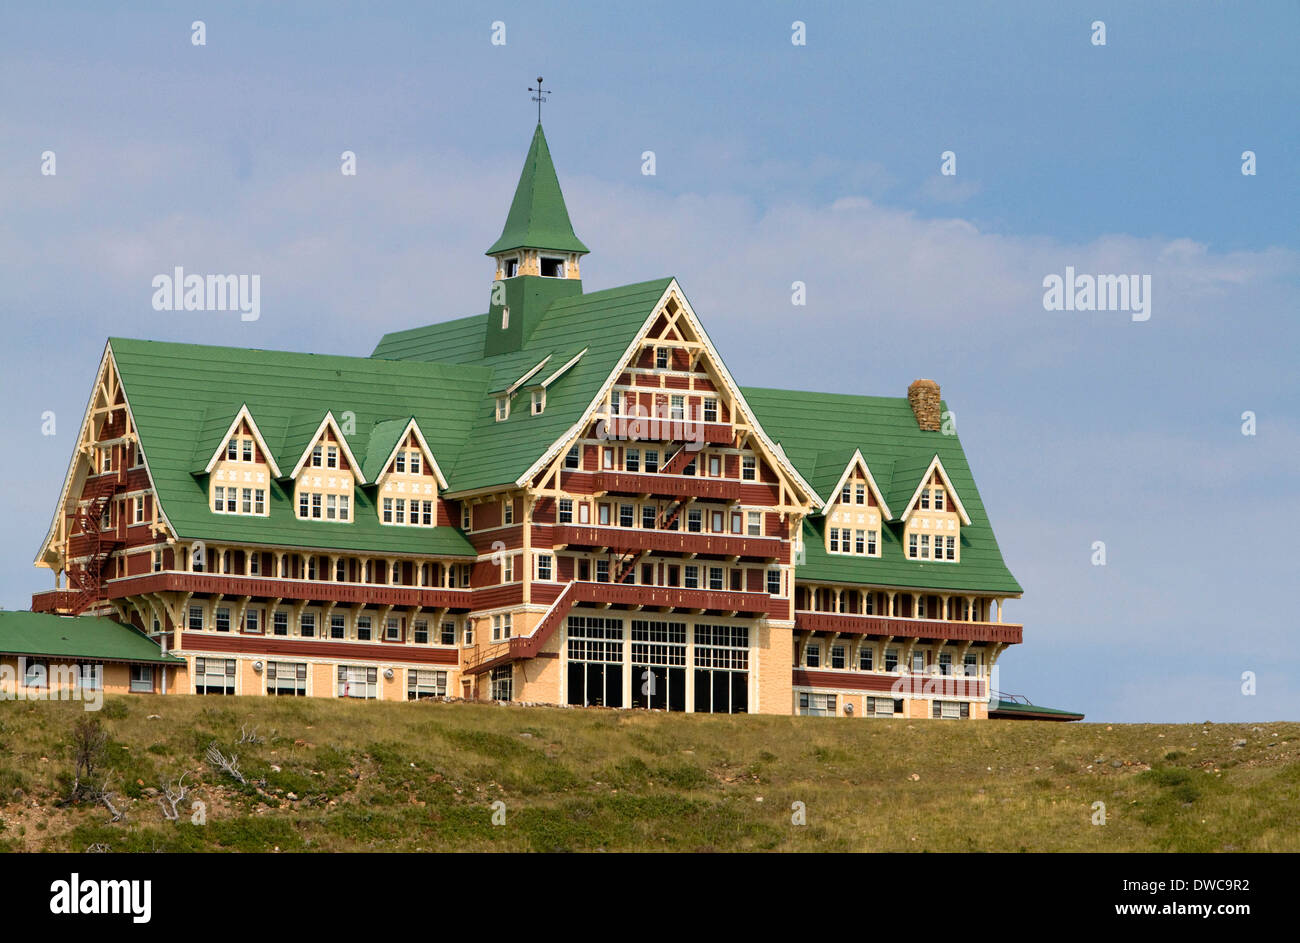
left=484, top=123, right=587, bottom=356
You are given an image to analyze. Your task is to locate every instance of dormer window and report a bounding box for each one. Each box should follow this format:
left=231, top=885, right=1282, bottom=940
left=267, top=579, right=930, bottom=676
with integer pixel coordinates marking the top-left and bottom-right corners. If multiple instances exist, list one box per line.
left=501, top=306, right=510, bottom=329
left=495, top=396, right=510, bottom=422
left=311, top=445, right=323, bottom=468
left=503, top=257, right=519, bottom=278
left=540, top=256, right=565, bottom=278
left=531, top=388, right=545, bottom=415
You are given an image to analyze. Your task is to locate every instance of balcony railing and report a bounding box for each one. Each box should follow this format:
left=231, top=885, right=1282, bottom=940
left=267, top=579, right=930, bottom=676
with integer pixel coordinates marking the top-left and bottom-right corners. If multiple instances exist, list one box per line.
left=794, top=610, right=1022, bottom=644
left=552, top=524, right=782, bottom=559
left=95, top=570, right=474, bottom=609
left=570, top=579, right=775, bottom=614
left=592, top=471, right=740, bottom=501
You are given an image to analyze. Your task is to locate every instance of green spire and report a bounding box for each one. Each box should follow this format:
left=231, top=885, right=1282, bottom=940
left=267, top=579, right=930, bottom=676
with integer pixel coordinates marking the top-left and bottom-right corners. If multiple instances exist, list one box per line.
left=486, top=124, right=589, bottom=257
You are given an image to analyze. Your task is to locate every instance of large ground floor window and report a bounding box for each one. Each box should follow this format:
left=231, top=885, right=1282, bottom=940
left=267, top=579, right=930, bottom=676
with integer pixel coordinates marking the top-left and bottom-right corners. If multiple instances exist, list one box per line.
left=693, top=624, right=749, bottom=713
left=566, top=615, right=624, bottom=708
left=630, top=620, right=687, bottom=711
left=490, top=665, right=513, bottom=701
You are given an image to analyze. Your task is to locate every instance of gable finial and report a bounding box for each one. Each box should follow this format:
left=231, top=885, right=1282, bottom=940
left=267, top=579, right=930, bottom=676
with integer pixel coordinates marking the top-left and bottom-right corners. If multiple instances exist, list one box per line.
left=528, top=76, right=550, bottom=123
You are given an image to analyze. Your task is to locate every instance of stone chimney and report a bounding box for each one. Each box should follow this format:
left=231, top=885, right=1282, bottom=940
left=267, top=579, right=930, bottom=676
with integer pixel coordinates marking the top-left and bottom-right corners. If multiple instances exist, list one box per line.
left=907, top=379, right=941, bottom=431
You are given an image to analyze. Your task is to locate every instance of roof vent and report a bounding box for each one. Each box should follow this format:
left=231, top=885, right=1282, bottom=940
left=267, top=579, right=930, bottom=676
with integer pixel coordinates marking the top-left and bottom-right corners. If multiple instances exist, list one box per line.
left=907, top=379, right=941, bottom=432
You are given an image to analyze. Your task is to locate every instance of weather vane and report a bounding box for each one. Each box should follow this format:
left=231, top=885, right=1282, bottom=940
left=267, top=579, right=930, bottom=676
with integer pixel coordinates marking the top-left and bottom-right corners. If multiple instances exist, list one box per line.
left=529, top=76, right=550, bottom=122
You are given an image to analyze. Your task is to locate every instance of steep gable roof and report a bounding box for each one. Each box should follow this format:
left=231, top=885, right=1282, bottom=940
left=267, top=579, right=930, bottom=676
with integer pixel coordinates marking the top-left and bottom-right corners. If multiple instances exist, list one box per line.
left=742, top=386, right=1021, bottom=594
left=485, top=123, right=589, bottom=256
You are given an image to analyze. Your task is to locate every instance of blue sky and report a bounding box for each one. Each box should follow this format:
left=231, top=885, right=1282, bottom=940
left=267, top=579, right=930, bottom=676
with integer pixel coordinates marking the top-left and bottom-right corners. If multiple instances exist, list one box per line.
left=1, top=1, right=1296, bottom=722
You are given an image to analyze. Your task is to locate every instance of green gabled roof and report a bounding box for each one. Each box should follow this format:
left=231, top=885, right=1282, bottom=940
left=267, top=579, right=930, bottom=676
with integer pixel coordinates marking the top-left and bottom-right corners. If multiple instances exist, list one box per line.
left=360, top=418, right=412, bottom=482
left=0, top=611, right=184, bottom=664
left=109, top=338, right=482, bottom=557
left=485, top=123, right=589, bottom=257
left=370, top=311, right=491, bottom=364
left=742, top=387, right=1022, bottom=595
left=989, top=701, right=1085, bottom=721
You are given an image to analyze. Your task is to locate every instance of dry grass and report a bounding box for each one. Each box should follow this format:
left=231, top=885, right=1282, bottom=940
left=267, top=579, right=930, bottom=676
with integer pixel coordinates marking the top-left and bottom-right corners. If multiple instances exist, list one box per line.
left=0, top=695, right=1295, bottom=852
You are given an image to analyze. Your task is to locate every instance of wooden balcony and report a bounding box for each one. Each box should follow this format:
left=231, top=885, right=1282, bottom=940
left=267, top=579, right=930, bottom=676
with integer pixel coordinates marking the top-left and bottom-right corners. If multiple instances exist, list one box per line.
left=593, top=471, right=740, bottom=501
left=96, top=571, right=474, bottom=610
left=31, top=589, right=77, bottom=614
left=570, top=580, right=776, bottom=614
left=794, top=610, right=1022, bottom=645
left=552, top=524, right=782, bottom=559
left=793, top=667, right=987, bottom=698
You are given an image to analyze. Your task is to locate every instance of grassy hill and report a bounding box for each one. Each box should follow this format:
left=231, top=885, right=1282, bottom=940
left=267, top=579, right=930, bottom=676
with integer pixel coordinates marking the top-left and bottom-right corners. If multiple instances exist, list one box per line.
left=0, top=696, right=1296, bottom=852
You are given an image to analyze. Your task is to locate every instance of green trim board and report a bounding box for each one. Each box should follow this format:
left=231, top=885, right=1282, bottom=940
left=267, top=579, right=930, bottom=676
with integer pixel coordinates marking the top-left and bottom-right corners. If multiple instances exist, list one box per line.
left=0, top=611, right=183, bottom=664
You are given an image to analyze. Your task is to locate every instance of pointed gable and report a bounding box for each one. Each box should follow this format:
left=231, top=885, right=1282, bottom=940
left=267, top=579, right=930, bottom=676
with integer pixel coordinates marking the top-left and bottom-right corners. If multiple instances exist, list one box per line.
left=196, top=404, right=283, bottom=478
left=897, top=454, right=972, bottom=526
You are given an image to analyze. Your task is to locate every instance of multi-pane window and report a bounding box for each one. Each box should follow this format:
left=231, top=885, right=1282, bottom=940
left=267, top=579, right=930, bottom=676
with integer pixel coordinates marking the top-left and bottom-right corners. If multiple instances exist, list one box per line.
left=130, top=665, right=154, bottom=693
left=557, top=499, right=573, bottom=524
left=798, top=693, right=836, bottom=716
left=619, top=504, right=634, bottom=528
left=504, top=500, right=514, bottom=525
left=331, top=614, right=346, bottom=639
left=939, top=652, right=953, bottom=676
left=766, top=569, right=781, bottom=596
left=337, top=665, right=378, bottom=699
left=932, top=700, right=969, bottom=719
left=908, top=533, right=919, bottom=558
left=964, top=652, right=979, bottom=677
left=491, top=613, right=513, bottom=642
left=708, top=567, right=724, bottom=591
left=625, top=449, right=639, bottom=472
left=747, top=512, right=762, bottom=536
left=385, top=617, right=402, bottom=641
left=855, top=483, right=866, bottom=504
left=188, top=606, right=204, bottom=631
left=565, top=445, right=580, bottom=469
left=215, top=608, right=231, bottom=632
left=859, top=646, right=873, bottom=671
left=703, top=398, right=718, bottom=422
left=655, top=347, right=669, bottom=369
left=537, top=554, right=553, bottom=581
left=356, top=616, right=372, bottom=641
left=273, top=611, right=288, bottom=636
left=831, top=645, right=846, bottom=669
left=884, top=648, right=899, bottom=672
left=267, top=662, right=307, bottom=696
left=300, top=613, right=316, bottom=638
left=408, top=669, right=447, bottom=700
left=687, top=509, right=703, bottom=533
left=490, top=665, right=513, bottom=701
left=866, top=696, right=897, bottom=717
left=742, top=456, right=756, bottom=481
left=194, top=658, right=235, bottom=695
left=805, top=643, right=820, bottom=668
left=683, top=565, right=699, bottom=589
left=944, top=536, right=956, bottom=560
left=644, top=450, right=659, bottom=473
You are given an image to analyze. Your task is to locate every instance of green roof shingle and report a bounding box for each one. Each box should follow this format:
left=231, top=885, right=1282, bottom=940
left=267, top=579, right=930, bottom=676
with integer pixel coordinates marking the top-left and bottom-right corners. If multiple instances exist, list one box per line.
left=0, top=611, right=184, bottom=664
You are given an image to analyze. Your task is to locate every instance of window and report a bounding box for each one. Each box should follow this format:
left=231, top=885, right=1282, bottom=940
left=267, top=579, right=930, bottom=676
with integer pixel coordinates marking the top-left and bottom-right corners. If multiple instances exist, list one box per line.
left=644, top=450, right=659, bottom=473
left=708, top=455, right=721, bottom=477
left=130, top=665, right=154, bottom=693
left=503, top=500, right=514, bottom=525
left=385, top=617, right=401, bottom=642
left=495, top=396, right=509, bottom=422
left=558, top=498, right=573, bottom=524
left=492, top=613, right=513, bottom=642
left=934, top=488, right=946, bottom=511
left=641, top=506, right=656, bottom=529
left=463, top=622, right=473, bottom=646
left=504, top=257, right=519, bottom=278
left=911, top=651, right=926, bottom=673
left=312, top=493, right=322, bottom=519
left=855, top=483, right=866, bottom=505
left=537, top=553, right=553, bottom=581
left=829, top=528, right=840, bottom=552
left=337, top=665, right=378, bottom=699
left=908, top=533, right=919, bottom=558
left=619, top=504, right=634, bottom=528
left=687, top=509, right=702, bottom=533
left=655, top=347, right=669, bottom=369
left=241, top=439, right=253, bottom=462
left=859, top=646, right=873, bottom=671
left=326, top=446, right=338, bottom=469
left=502, top=555, right=515, bottom=582
left=152, top=549, right=163, bottom=573
left=531, top=389, right=545, bottom=414
left=708, top=567, right=724, bottom=591
left=188, top=606, right=204, bottom=631
left=226, top=438, right=238, bottom=461
left=670, top=395, right=684, bottom=420
left=945, top=535, right=956, bottom=561
left=884, top=648, right=899, bottom=672
left=742, top=456, right=756, bottom=481
left=215, top=608, right=231, bottom=632
left=866, top=696, right=895, bottom=717
left=408, top=668, right=448, bottom=700
left=300, top=613, right=316, bottom=638
left=311, top=444, right=323, bottom=468
left=841, top=483, right=851, bottom=504
left=920, top=488, right=930, bottom=510
left=330, top=614, right=346, bottom=639
left=939, top=652, right=953, bottom=676
left=540, top=256, right=565, bottom=278
left=703, top=398, right=718, bottom=422
left=868, top=530, right=878, bottom=555
left=831, top=645, right=846, bottom=669
left=595, top=559, right=610, bottom=583
left=747, top=512, right=762, bottom=537
left=461, top=503, right=471, bottom=530
left=133, top=495, right=145, bottom=524
left=625, top=448, right=639, bottom=472
left=964, top=652, right=979, bottom=677
left=194, top=657, right=235, bottom=695
left=602, top=448, right=615, bottom=470
left=855, top=530, right=866, bottom=554
left=766, top=569, right=781, bottom=595
left=920, top=534, right=930, bottom=559
left=798, top=692, right=836, bottom=716
left=565, top=445, right=580, bottom=469
left=409, top=451, right=421, bottom=475
left=805, top=643, right=820, bottom=668
left=490, top=665, right=513, bottom=700
left=273, top=611, right=288, bottom=636
left=684, top=565, right=699, bottom=589
left=100, top=446, right=113, bottom=473
left=356, top=616, right=372, bottom=641
left=932, top=700, right=969, bottom=719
